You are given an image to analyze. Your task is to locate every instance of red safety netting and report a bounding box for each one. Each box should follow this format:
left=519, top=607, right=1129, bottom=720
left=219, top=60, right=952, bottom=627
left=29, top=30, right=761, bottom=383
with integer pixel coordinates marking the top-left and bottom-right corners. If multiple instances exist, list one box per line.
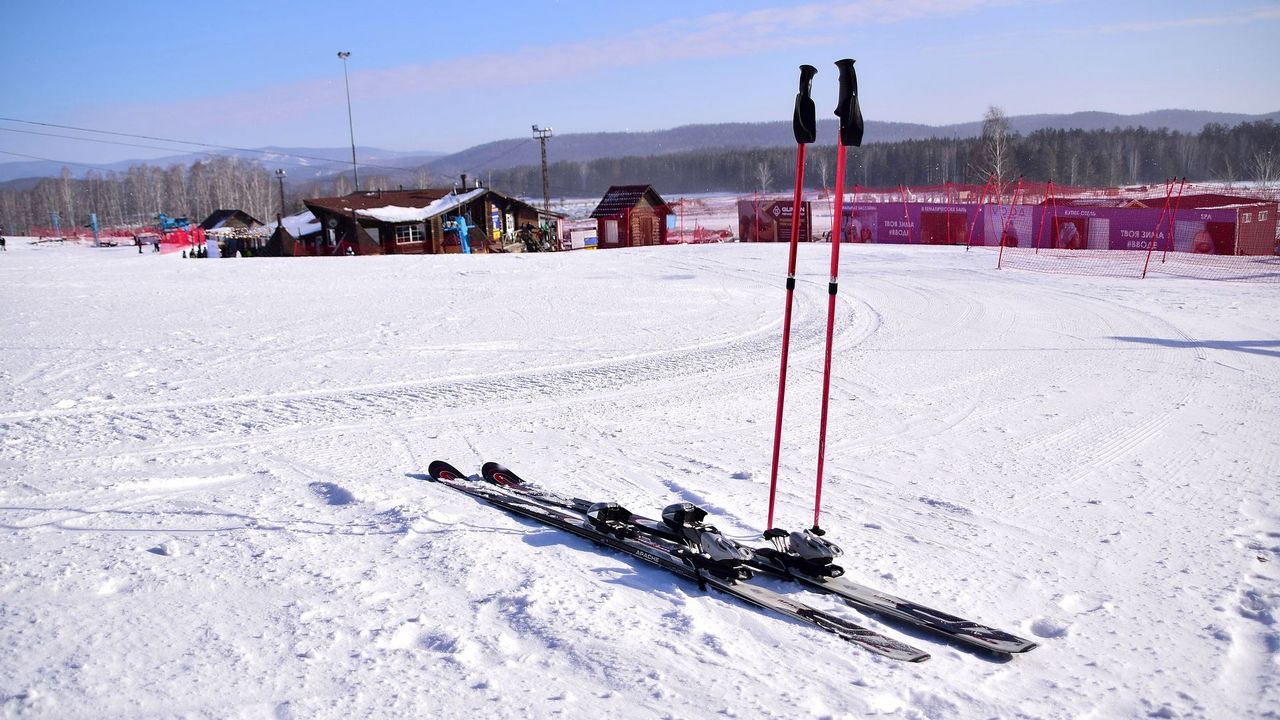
left=722, top=180, right=1280, bottom=282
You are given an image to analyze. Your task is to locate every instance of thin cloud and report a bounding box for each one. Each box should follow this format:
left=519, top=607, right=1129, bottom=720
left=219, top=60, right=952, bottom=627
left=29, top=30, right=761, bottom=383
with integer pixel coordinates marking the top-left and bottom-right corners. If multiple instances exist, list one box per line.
left=78, top=0, right=1018, bottom=138
left=1091, top=6, right=1280, bottom=34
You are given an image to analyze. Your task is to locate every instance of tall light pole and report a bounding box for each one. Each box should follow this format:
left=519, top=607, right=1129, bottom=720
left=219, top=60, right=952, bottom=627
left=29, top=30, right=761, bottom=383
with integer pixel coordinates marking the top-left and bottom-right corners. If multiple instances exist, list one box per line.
left=337, top=51, right=359, bottom=191
left=533, top=125, right=552, bottom=213
left=275, top=169, right=287, bottom=226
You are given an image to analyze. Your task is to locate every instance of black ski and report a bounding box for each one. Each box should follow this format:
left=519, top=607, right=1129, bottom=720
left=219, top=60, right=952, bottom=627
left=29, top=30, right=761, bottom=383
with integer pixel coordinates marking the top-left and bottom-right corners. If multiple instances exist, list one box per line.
left=427, top=460, right=929, bottom=663
left=480, top=462, right=1037, bottom=656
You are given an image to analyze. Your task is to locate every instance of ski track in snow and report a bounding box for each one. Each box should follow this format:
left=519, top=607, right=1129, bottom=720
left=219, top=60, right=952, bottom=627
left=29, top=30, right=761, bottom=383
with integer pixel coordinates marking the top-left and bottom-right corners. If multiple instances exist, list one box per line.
left=0, top=255, right=836, bottom=466
left=1, top=239, right=1277, bottom=718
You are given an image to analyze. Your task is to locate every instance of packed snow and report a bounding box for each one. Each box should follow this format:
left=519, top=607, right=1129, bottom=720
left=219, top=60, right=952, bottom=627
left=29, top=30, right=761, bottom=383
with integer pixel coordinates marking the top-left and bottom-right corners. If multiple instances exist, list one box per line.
left=1, top=231, right=1277, bottom=719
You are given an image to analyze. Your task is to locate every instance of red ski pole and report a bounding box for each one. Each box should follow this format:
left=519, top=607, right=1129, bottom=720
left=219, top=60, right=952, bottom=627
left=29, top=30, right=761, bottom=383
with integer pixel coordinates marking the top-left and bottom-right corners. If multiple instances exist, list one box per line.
left=812, top=58, right=864, bottom=533
left=766, top=64, right=818, bottom=530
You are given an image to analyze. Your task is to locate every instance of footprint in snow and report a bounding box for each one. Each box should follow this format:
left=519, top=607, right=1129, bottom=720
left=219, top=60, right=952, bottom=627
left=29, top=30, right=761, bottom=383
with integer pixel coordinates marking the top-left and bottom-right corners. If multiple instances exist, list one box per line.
left=147, top=540, right=181, bottom=557
left=1031, top=617, right=1070, bottom=638
left=308, top=482, right=356, bottom=506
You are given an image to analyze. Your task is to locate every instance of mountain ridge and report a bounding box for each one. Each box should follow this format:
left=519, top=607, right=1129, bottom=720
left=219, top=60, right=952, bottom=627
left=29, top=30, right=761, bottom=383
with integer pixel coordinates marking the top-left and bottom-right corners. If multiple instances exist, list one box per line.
left=2, top=109, right=1275, bottom=186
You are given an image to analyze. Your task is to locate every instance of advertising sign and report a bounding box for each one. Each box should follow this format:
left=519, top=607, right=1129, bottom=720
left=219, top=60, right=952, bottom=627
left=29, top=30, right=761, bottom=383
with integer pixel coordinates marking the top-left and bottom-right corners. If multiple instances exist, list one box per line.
left=737, top=200, right=811, bottom=242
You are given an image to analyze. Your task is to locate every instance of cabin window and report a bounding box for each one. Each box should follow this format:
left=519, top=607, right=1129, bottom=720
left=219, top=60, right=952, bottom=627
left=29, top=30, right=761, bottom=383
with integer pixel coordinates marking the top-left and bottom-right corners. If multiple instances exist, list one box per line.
left=1259, top=211, right=1268, bottom=221
left=1241, top=213, right=1252, bottom=223
left=396, top=224, right=425, bottom=244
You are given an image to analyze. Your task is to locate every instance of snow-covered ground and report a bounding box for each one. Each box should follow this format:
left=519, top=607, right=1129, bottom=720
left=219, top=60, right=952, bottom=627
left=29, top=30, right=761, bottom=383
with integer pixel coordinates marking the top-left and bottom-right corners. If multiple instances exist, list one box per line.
left=1, top=234, right=1276, bottom=719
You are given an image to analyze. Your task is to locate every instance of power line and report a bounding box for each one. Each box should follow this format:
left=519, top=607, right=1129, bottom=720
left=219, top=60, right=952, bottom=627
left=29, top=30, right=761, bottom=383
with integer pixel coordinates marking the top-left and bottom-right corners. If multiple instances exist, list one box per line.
left=455, top=138, right=534, bottom=173
left=0, top=127, right=226, bottom=158
left=0, top=115, right=557, bottom=187
left=0, top=116, right=426, bottom=175
left=0, top=148, right=108, bottom=170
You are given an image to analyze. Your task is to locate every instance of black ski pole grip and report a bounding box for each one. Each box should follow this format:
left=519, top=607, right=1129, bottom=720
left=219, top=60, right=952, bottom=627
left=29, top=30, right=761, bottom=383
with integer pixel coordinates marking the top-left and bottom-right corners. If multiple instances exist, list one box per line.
left=793, top=64, right=818, bottom=145
left=833, top=58, right=864, bottom=148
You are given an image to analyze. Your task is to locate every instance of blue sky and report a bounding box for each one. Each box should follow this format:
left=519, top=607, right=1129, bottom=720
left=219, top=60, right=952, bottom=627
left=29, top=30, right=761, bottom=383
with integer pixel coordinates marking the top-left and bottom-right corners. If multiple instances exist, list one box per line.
left=3, top=0, right=1277, bottom=165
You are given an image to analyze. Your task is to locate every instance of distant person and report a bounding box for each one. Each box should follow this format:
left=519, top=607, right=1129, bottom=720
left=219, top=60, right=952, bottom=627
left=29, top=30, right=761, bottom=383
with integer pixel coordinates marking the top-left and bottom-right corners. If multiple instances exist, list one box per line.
left=0, top=236, right=6, bottom=252
left=152, top=238, right=160, bottom=252
left=1058, top=222, right=1083, bottom=250
left=1001, top=222, right=1019, bottom=248
left=1192, top=229, right=1213, bottom=254
left=849, top=216, right=864, bottom=243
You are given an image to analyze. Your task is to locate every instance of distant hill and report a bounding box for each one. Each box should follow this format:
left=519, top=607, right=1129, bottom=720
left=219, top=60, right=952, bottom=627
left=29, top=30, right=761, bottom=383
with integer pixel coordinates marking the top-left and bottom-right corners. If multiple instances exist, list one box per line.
left=425, top=110, right=1279, bottom=178
left=2, top=109, right=1275, bottom=187
left=0, top=146, right=445, bottom=186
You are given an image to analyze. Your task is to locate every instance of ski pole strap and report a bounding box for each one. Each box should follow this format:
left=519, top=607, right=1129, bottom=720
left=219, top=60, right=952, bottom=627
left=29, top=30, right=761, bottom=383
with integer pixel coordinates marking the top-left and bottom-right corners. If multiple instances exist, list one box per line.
left=828, top=280, right=838, bottom=295
left=793, top=65, right=818, bottom=145
left=833, top=59, right=864, bottom=148
left=786, top=275, right=796, bottom=290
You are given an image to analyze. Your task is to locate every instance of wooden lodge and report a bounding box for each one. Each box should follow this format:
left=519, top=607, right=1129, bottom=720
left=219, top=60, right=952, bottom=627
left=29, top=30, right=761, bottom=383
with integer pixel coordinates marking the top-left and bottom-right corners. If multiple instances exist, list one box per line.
left=590, top=185, right=672, bottom=249
left=200, top=209, right=266, bottom=256
left=199, top=209, right=264, bottom=232
left=302, top=186, right=561, bottom=256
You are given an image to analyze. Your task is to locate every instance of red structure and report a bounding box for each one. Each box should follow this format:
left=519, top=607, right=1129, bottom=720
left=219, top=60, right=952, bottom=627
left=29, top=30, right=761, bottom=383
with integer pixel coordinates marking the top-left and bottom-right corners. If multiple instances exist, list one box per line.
left=590, top=185, right=672, bottom=248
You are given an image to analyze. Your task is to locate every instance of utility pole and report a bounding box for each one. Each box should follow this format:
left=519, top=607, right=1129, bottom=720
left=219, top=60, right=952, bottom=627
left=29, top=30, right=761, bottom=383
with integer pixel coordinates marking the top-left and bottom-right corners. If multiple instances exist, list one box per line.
left=533, top=125, right=552, bottom=212
left=338, top=51, right=359, bottom=191
left=275, top=169, right=287, bottom=226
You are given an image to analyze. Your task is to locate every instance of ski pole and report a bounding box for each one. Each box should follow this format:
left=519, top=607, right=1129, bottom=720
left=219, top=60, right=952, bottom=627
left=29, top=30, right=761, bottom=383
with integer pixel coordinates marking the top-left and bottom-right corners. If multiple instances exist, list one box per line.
left=812, top=58, right=863, bottom=533
left=766, top=64, right=818, bottom=531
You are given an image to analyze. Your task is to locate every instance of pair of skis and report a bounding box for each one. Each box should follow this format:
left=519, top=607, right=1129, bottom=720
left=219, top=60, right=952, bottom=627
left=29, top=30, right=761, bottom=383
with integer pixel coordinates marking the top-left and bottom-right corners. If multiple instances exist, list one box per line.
left=427, top=460, right=1037, bottom=661
left=767, top=60, right=865, bottom=534
left=428, top=459, right=928, bottom=662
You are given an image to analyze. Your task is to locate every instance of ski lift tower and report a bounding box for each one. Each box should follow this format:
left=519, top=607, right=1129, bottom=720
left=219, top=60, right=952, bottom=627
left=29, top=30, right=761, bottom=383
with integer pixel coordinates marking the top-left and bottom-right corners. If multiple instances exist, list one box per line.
left=532, top=125, right=553, bottom=213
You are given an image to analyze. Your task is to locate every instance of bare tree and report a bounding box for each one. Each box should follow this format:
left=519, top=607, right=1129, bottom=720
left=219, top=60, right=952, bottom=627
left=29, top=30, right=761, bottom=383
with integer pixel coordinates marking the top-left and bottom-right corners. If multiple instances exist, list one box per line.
left=755, top=161, right=773, bottom=193
left=414, top=167, right=433, bottom=190
left=1252, top=149, right=1278, bottom=187
left=58, top=168, right=77, bottom=230
left=816, top=152, right=830, bottom=193
left=977, top=105, right=1015, bottom=201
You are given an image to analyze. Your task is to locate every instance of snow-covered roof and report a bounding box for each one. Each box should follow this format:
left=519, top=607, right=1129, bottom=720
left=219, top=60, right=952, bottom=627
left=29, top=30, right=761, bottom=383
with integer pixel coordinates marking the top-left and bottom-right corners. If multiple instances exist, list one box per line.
left=354, top=188, right=487, bottom=223
left=252, top=210, right=320, bottom=238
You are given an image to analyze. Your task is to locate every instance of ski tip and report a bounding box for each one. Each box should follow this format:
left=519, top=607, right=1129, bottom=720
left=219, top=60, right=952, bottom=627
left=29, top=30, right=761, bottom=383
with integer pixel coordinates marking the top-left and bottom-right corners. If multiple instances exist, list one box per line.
left=481, top=461, right=525, bottom=488
left=427, top=459, right=469, bottom=482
